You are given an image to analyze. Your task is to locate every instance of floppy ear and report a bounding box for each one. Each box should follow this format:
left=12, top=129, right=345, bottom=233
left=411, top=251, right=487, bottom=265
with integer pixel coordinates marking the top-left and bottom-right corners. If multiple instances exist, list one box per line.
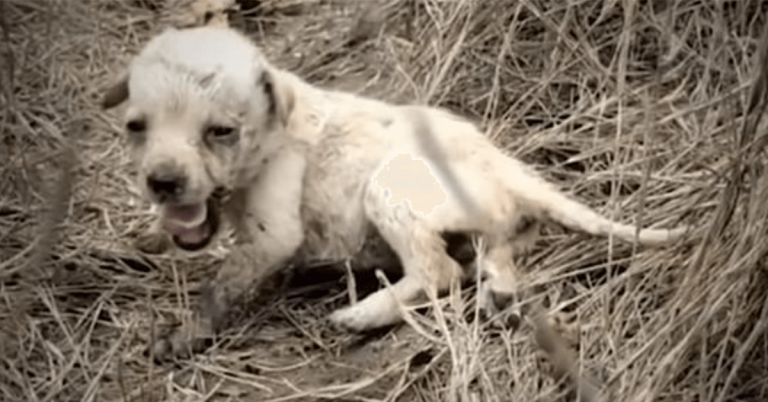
left=260, top=68, right=295, bottom=127
left=102, top=74, right=130, bottom=110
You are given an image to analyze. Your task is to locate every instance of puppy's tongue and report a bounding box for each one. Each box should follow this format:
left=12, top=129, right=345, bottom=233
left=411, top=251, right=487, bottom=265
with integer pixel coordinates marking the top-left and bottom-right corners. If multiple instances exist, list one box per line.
left=162, top=203, right=209, bottom=245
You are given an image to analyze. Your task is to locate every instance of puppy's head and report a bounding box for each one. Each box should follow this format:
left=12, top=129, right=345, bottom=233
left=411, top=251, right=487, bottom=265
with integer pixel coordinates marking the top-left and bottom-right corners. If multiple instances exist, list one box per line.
left=103, top=26, right=294, bottom=252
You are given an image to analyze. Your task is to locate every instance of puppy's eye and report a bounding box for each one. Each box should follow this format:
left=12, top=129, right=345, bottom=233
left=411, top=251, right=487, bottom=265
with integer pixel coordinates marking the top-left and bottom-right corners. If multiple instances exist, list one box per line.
left=126, top=119, right=146, bottom=133
left=206, top=125, right=238, bottom=143
left=210, top=126, right=235, bottom=137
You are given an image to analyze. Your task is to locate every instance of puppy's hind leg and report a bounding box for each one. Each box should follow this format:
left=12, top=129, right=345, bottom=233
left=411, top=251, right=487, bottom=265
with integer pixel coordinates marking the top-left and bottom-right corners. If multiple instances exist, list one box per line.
left=476, top=214, right=543, bottom=329
left=477, top=236, right=524, bottom=328
left=329, top=184, right=465, bottom=332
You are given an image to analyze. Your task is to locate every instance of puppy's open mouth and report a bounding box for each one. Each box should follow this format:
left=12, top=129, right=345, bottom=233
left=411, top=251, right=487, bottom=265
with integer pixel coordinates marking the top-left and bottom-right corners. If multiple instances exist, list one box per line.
left=161, top=198, right=220, bottom=251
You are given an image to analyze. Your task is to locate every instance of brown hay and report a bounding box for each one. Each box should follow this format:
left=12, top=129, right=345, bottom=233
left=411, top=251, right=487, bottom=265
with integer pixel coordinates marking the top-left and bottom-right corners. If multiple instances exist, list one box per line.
left=2, top=0, right=768, bottom=401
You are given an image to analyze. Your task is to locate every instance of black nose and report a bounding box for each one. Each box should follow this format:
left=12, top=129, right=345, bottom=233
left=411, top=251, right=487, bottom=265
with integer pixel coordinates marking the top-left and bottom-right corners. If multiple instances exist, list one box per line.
left=147, top=167, right=186, bottom=201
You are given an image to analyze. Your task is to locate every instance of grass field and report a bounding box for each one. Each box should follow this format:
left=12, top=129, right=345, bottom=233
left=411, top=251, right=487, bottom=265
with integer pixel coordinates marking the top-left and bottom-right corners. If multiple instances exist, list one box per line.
left=2, top=0, right=768, bottom=401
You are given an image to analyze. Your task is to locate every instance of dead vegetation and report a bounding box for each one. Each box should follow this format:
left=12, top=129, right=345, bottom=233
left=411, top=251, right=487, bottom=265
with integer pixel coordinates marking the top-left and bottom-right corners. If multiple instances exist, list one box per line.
left=1, top=0, right=768, bottom=400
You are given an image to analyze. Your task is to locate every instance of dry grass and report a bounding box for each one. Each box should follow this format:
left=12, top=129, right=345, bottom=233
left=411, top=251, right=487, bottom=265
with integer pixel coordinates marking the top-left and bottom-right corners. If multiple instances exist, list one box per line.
left=2, top=0, right=768, bottom=401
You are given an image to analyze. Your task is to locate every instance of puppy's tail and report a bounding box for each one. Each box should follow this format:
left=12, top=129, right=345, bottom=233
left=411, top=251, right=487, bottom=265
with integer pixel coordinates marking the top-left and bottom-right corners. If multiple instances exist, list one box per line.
left=502, top=158, right=688, bottom=247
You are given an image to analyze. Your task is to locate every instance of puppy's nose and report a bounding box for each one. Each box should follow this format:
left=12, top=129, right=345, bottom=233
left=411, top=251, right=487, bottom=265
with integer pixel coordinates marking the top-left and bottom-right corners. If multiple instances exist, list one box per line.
left=147, top=166, right=186, bottom=201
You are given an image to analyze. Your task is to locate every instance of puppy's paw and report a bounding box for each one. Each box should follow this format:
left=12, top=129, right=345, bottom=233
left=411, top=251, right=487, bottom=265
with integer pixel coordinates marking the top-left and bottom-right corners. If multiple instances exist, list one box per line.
left=478, top=282, right=522, bottom=330
left=329, top=303, right=386, bottom=333
left=329, top=305, right=369, bottom=332
left=547, top=311, right=581, bottom=350
left=134, top=230, right=171, bottom=255
left=148, top=320, right=215, bottom=363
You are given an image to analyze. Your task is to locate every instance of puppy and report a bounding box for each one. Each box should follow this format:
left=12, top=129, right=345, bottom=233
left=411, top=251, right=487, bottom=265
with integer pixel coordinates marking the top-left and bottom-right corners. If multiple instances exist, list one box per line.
left=102, top=25, right=690, bottom=360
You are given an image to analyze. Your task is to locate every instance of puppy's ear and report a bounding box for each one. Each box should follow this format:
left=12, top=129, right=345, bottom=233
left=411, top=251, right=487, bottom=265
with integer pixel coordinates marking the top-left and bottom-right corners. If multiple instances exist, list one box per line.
left=260, top=68, right=295, bottom=127
left=102, top=74, right=130, bottom=110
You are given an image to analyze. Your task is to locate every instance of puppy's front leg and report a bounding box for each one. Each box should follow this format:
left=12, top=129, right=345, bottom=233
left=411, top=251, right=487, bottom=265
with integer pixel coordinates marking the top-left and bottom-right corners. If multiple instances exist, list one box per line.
left=153, top=149, right=307, bottom=361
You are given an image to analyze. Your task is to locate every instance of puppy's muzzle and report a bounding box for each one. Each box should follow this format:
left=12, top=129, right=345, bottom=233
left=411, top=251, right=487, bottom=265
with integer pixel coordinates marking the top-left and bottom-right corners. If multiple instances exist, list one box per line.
left=144, top=162, right=221, bottom=252
left=147, top=163, right=186, bottom=203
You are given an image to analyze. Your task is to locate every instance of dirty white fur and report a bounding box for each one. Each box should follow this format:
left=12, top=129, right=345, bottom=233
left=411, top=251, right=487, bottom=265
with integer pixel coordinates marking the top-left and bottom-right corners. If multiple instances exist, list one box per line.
left=104, top=26, right=689, bottom=358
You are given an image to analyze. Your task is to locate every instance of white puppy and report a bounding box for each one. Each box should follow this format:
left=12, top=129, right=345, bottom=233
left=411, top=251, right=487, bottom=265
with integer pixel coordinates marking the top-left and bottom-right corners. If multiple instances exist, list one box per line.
left=103, top=25, right=690, bottom=359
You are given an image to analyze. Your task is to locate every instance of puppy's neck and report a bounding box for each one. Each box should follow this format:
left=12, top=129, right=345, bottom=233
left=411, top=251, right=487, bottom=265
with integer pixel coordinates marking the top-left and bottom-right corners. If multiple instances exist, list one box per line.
left=219, top=187, right=253, bottom=245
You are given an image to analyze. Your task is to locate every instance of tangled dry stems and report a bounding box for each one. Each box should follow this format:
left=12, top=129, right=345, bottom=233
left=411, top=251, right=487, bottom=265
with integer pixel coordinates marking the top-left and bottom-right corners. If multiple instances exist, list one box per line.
left=1, top=0, right=768, bottom=401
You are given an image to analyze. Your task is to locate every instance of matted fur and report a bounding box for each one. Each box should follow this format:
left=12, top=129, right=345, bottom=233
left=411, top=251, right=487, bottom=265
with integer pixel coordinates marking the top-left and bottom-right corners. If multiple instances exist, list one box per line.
left=102, top=25, right=691, bottom=360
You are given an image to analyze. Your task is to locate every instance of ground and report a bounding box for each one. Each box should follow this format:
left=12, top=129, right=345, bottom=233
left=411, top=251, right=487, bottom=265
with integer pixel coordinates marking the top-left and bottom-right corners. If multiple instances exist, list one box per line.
left=2, top=0, right=768, bottom=401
